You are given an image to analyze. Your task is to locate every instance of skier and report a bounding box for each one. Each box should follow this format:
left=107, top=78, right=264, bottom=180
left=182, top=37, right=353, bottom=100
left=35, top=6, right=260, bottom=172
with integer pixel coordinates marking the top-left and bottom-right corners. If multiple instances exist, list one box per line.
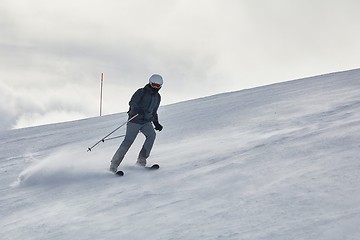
left=109, top=74, right=163, bottom=173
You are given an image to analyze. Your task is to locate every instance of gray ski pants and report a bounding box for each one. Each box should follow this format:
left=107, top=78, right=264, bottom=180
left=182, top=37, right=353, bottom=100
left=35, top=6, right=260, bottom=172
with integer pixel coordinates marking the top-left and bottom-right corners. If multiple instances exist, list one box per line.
left=111, top=122, right=156, bottom=168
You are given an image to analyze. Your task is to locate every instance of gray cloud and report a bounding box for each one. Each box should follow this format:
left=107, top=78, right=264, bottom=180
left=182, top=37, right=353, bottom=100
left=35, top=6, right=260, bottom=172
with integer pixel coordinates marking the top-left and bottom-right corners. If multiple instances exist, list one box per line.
left=1, top=0, right=360, bottom=130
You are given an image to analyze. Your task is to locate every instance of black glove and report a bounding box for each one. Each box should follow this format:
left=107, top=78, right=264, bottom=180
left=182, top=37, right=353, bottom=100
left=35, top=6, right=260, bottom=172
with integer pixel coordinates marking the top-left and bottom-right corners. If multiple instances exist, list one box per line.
left=153, top=121, right=163, bottom=131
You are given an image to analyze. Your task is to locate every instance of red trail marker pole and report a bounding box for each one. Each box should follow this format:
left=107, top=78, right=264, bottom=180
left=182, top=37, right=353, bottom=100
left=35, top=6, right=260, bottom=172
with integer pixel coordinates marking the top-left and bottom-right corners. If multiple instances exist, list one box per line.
left=100, top=73, right=104, bottom=116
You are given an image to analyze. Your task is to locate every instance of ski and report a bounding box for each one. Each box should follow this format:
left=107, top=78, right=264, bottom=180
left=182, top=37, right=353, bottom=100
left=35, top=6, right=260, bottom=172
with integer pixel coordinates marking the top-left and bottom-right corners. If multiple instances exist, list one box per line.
left=111, top=164, right=159, bottom=177
left=145, top=164, right=160, bottom=170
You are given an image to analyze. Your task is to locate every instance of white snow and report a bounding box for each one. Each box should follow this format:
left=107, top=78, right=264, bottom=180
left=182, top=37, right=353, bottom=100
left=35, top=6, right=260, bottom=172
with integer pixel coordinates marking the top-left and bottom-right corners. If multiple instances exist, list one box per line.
left=1, top=69, right=360, bottom=240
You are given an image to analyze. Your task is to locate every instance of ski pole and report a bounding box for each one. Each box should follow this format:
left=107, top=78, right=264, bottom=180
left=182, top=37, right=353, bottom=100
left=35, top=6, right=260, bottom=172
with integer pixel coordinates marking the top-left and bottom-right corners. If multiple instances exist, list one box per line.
left=87, top=114, right=138, bottom=152
left=102, top=134, right=126, bottom=142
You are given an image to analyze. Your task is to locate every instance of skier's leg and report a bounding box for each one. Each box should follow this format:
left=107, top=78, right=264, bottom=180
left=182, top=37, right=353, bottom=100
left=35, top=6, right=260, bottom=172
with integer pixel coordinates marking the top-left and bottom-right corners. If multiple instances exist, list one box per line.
left=137, top=122, right=156, bottom=166
left=110, top=122, right=141, bottom=171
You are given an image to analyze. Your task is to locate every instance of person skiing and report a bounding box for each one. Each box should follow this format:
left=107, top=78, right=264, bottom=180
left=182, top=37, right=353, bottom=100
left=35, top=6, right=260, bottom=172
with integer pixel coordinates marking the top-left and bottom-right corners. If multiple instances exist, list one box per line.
left=109, top=74, right=163, bottom=173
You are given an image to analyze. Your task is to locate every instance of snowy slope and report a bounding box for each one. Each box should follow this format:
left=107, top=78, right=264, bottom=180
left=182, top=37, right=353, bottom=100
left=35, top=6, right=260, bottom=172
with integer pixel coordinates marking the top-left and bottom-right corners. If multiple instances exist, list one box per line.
left=1, top=69, right=360, bottom=240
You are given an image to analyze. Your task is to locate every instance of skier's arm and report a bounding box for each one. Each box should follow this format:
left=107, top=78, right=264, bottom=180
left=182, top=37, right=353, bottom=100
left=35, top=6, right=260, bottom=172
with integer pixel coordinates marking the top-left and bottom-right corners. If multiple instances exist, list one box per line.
left=152, top=95, right=162, bottom=131
left=129, top=89, right=144, bottom=115
left=152, top=106, right=159, bottom=122
left=152, top=94, right=161, bottom=122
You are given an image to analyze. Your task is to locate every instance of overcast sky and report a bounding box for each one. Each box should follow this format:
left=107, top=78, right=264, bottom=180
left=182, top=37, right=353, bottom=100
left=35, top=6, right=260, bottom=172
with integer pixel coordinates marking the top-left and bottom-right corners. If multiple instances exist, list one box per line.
left=1, top=0, right=360, bottom=130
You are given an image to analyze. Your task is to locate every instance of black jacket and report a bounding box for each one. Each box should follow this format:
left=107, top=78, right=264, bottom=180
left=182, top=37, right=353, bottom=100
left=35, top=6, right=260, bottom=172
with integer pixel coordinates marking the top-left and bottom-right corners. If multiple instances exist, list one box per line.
left=128, top=84, right=161, bottom=124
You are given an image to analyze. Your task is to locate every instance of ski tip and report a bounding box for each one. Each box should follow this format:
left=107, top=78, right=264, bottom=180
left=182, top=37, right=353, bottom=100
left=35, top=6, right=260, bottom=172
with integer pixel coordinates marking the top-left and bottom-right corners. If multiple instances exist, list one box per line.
left=115, top=170, right=124, bottom=176
left=150, top=164, right=160, bottom=169
left=144, top=164, right=159, bottom=170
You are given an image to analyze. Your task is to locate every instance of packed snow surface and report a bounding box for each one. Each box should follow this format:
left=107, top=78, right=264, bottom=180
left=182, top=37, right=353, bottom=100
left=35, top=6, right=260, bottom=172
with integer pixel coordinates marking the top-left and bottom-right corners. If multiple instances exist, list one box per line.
left=1, top=69, right=360, bottom=240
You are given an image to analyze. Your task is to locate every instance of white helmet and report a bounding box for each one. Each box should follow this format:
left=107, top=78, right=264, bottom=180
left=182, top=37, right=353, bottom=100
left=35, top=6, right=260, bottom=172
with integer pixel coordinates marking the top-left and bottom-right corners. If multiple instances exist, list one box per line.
left=149, top=74, right=163, bottom=89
